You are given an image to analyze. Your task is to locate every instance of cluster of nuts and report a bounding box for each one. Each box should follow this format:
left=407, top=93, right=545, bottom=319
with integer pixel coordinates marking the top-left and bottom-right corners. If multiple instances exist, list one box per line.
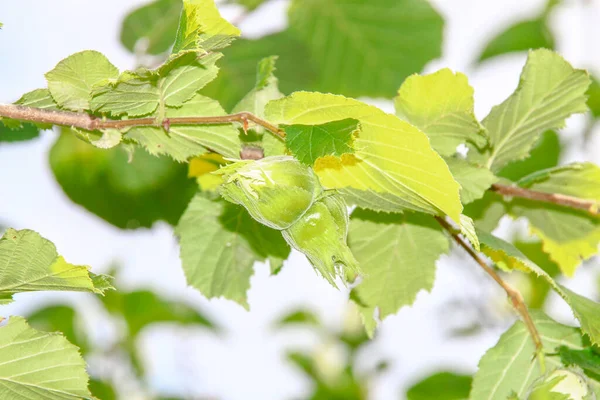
left=216, top=156, right=359, bottom=284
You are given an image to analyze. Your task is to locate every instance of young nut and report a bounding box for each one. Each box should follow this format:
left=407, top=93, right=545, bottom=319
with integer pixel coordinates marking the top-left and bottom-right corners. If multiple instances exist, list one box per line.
left=217, top=156, right=322, bottom=230
left=282, top=193, right=359, bottom=285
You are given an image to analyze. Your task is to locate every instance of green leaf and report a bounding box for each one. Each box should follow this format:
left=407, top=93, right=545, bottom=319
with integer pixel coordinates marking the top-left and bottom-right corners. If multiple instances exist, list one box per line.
left=407, top=372, right=472, bottom=400
left=470, top=312, right=598, bottom=400
left=477, top=230, right=600, bottom=346
left=101, top=289, right=217, bottom=337
left=0, top=229, right=112, bottom=304
left=233, top=0, right=267, bottom=10
left=175, top=194, right=290, bottom=308
left=497, top=130, right=560, bottom=182
left=460, top=214, right=480, bottom=252
left=126, top=94, right=242, bottom=161
left=232, top=56, right=283, bottom=119
left=90, top=52, right=220, bottom=117
left=478, top=18, right=555, bottom=62
left=50, top=130, right=196, bottom=229
left=172, top=0, right=240, bottom=55
left=515, top=240, right=560, bottom=309
left=15, top=88, right=61, bottom=111
left=45, top=51, right=119, bottom=111
left=0, top=122, right=39, bottom=143
left=463, top=191, right=507, bottom=231
left=395, top=68, right=486, bottom=155
left=517, top=163, right=600, bottom=200
left=586, top=76, right=600, bottom=119
left=0, top=317, right=93, bottom=399
left=27, top=305, right=88, bottom=354
left=445, top=157, right=498, bottom=205
left=266, top=92, right=463, bottom=221
left=89, top=379, right=116, bottom=400
left=274, top=309, right=321, bottom=328
left=484, top=49, right=590, bottom=172
left=349, top=209, right=449, bottom=325
left=288, top=0, right=443, bottom=98
left=120, top=0, right=182, bottom=55
left=201, top=31, right=318, bottom=111
left=283, top=119, right=358, bottom=166
left=510, top=163, right=600, bottom=275
left=558, top=346, right=600, bottom=378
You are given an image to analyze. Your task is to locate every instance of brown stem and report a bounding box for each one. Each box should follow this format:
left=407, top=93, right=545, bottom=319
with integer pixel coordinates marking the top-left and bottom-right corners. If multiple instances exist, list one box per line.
left=435, top=216, right=546, bottom=372
left=0, top=104, right=286, bottom=139
left=491, top=183, right=599, bottom=217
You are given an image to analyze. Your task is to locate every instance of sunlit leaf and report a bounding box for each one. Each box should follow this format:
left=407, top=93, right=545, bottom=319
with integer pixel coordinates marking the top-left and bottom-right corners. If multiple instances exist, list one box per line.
left=349, top=209, right=449, bottom=327
left=126, top=93, right=241, bottom=161
left=0, top=229, right=112, bottom=305
left=484, top=49, right=590, bottom=172
left=395, top=68, right=486, bottom=155
left=445, top=157, right=498, bottom=205
left=477, top=230, right=600, bottom=346
left=27, top=305, right=88, bottom=354
left=172, top=0, right=240, bottom=55
left=510, top=163, right=600, bottom=275
left=46, top=50, right=119, bottom=111
left=283, top=119, right=358, bottom=166
left=0, top=317, right=93, bottom=399
left=176, top=194, right=290, bottom=308
left=266, top=92, right=463, bottom=221
left=470, top=312, right=599, bottom=399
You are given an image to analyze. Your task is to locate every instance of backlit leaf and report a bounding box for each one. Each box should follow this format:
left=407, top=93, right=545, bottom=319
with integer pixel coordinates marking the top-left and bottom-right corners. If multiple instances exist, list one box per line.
left=266, top=92, right=463, bottom=221
left=126, top=94, right=241, bottom=161
left=176, top=194, right=290, bottom=308
left=46, top=51, right=119, bottom=111
left=484, top=49, right=589, bottom=172
left=510, top=163, right=600, bottom=276
left=283, top=118, right=358, bottom=165
left=470, top=312, right=599, bottom=400
left=0, top=229, right=112, bottom=304
left=445, top=157, right=498, bottom=205
left=395, top=68, right=486, bottom=155
left=0, top=317, right=93, bottom=400
left=172, top=0, right=240, bottom=55
left=477, top=230, right=600, bottom=346
left=349, top=209, right=449, bottom=326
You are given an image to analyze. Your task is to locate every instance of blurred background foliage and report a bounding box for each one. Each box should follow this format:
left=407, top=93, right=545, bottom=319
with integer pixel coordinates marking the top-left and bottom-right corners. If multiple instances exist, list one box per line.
left=2, top=0, right=600, bottom=398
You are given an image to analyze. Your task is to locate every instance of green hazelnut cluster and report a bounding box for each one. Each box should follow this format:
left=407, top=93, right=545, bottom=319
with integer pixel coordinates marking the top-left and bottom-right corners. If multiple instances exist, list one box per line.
left=217, top=156, right=359, bottom=284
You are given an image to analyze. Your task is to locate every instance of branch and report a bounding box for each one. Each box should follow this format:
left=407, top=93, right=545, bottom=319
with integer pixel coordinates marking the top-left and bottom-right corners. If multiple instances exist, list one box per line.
left=491, top=183, right=599, bottom=217
left=0, top=103, right=286, bottom=139
left=435, top=216, right=546, bottom=372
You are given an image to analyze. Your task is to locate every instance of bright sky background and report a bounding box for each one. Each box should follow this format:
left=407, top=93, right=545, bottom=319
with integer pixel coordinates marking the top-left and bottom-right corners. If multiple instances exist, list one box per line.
left=1, top=1, right=600, bottom=399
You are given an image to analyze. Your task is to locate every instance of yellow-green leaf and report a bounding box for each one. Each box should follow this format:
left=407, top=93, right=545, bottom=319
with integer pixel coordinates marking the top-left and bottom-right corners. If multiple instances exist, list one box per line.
left=172, top=0, right=240, bottom=55
left=0, top=229, right=112, bottom=305
left=265, top=92, right=463, bottom=221
left=395, top=68, right=486, bottom=155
